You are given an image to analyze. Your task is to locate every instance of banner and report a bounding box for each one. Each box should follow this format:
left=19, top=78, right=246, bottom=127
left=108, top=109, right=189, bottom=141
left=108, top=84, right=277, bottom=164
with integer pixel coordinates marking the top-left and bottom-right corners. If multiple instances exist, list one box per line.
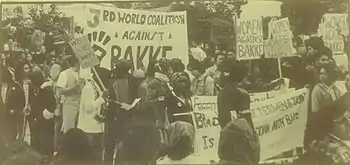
left=236, top=17, right=264, bottom=60
left=69, top=35, right=100, bottom=69
left=319, top=14, right=348, bottom=55
left=250, top=88, right=295, bottom=103
left=82, top=4, right=188, bottom=70
left=264, top=18, right=294, bottom=58
left=191, top=88, right=308, bottom=161
left=251, top=88, right=308, bottom=160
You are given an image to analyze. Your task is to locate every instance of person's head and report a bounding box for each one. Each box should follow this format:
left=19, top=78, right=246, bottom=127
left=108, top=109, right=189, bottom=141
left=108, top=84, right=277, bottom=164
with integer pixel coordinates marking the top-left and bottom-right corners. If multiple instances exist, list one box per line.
left=26, top=53, right=33, bottom=62
left=167, top=58, right=185, bottom=76
left=219, top=59, right=247, bottom=86
left=215, top=52, right=227, bottom=67
left=50, top=64, right=61, bottom=82
left=305, top=37, right=325, bottom=57
left=187, top=59, right=206, bottom=78
left=15, top=62, right=32, bottom=81
left=122, top=124, right=160, bottom=164
left=166, top=121, right=195, bottom=161
left=60, top=128, right=95, bottom=161
left=75, top=26, right=82, bottom=34
left=318, top=63, right=338, bottom=85
left=154, top=58, right=169, bottom=75
left=29, top=70, right=46, bottom=88
left=170, top=72, right=191, bottom=94
left=112, top=59, right=132, bottom=76
left=67, top=55, right=80, bottom=72
left=315, top=48, right=333, bottom=67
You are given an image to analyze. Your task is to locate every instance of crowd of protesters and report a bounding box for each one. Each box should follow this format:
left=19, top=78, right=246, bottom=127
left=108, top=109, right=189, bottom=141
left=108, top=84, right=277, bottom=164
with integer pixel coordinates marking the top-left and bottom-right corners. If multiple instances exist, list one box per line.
left=0, top=28, right=350, bottom=165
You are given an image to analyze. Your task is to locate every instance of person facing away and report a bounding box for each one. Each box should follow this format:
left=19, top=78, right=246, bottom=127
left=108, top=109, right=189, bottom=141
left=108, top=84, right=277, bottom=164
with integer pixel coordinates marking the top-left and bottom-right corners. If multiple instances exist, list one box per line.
left=52, top=128, right=100, bottom=165
left=28, top=70, right=56, bottom=160
left=157, top=121, right=201, bottom=165
left=188, top=59, right=214, bottom=96
left=217, top=59, right=253, bottom=129
left=56, top=55, right=82, bottom=133
left=0, top=65, right=25, bottom=145
left=218, top=119, right=260, bottom=165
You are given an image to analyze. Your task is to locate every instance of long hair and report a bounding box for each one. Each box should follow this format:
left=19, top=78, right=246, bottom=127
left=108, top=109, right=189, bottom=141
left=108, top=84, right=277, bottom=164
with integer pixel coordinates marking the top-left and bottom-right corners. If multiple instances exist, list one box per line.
left=14, top=62, right=32, bottom=82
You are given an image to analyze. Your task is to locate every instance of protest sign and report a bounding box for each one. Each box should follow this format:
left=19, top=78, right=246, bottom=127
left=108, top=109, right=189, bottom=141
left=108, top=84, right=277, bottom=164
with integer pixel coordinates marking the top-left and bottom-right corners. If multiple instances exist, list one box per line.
left=81, top=4, right=188, bottom=70
left=264, top=18, right=294, bottom=58
left=69, top=35, right=100, bottom=69
left=236, top=17, right=264, bottom=60
left=250, top=88, right=295, bottom=104
left=191, top=96, right=220, bottom=162
left=251, top=88, right=308, bottom=160
left=191, top=88, right=308, bottom=161
left=319, top=14, right=348, bottom=54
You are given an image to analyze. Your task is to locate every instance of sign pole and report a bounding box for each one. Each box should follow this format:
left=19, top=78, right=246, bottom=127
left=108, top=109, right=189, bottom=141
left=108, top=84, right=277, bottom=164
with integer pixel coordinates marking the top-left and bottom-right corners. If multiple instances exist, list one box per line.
left=277, top=58, right=282, bottom=78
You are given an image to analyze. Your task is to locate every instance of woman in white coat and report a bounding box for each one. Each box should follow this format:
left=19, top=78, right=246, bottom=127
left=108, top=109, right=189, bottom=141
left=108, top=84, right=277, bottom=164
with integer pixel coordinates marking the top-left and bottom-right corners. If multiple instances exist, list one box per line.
left=77, top=71, right=108, bottom=152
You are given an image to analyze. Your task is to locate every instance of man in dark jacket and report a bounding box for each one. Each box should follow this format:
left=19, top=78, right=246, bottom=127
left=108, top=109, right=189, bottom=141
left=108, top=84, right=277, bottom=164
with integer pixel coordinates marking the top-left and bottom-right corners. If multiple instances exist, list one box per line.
left=1, top=65, right=25, bottom=145
left=28, top=71, right=56, bottom=161
left=217, top=59, right=253, bottom=129
left=103, top=60, right=138, bottom=164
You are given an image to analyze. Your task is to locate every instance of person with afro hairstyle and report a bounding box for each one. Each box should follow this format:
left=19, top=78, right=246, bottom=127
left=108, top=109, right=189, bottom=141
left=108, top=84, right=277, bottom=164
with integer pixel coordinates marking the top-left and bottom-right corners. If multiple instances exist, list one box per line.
left=217, top=58, right=254, bottom=129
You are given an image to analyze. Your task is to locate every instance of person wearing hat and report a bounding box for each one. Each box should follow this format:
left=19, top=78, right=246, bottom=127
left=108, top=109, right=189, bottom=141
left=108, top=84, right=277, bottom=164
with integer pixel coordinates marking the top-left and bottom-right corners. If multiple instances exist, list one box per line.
left=166, top=72, right=193, bottom=124
left=56, top=55, right=82, bottom=134
left=217, top=59, right=253, bottom=129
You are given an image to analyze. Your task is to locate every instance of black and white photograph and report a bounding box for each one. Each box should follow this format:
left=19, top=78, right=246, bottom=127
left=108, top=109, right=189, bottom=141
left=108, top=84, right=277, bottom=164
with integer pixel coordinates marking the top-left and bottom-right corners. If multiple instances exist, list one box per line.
left=0, top=0, right=349, bottom=164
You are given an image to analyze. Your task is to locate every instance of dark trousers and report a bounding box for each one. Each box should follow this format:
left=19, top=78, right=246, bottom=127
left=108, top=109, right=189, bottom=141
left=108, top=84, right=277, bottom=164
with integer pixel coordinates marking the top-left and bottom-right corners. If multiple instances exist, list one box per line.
left=1, top=112, right=25, bottom=144
left=29, top=117, right=54, bottom=157
left=103, top=118, right=128, bottom=164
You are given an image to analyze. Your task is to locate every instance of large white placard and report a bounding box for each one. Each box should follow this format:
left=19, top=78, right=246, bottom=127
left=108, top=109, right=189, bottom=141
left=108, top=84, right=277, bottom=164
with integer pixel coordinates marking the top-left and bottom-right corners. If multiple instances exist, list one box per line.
left=81, top=4, right=188, bottom=70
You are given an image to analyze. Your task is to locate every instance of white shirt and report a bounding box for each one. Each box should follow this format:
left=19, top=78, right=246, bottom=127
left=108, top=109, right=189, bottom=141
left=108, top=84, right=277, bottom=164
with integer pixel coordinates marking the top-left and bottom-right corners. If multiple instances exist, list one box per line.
left=1, top=83, right=8, bottom=103
left=23, top=81, right=30, bottom=107
left=77, top=79, right=105, bottom=133
left=56, top=68, right=79, bottom=88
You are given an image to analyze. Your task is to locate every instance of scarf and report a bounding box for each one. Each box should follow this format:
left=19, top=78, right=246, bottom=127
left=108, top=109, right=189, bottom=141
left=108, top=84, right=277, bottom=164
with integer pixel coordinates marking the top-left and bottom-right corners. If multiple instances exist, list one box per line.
left=163, top=121, right=195, bottom=148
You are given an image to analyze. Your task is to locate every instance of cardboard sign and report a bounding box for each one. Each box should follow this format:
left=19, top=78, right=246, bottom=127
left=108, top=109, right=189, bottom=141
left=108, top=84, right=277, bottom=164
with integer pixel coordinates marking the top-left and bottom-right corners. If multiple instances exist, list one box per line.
left=319, top=14, right=348, bottom=54
left=69, top=35, right=100, bottom=69
left=264, top=18, right=294, bottom=58
left=191, top=88, right=308, bottom=161
left=236, top=17, right=264, bottom=60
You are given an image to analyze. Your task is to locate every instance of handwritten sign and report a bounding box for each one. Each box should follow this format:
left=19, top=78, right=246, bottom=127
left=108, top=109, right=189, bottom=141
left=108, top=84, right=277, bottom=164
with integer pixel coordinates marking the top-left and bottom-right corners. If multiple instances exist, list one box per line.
left=69, top=35, right=100, bottom=69
left=236, top=17, right=264, bottom=60
left=251, top=89, right=308, bottom=160
left=319, top=14, right=348, bottom=54
left=264, top=18, right=294, bottom=58
left=82, top=4, right=188, bottom=70
left=191, top=88, right=308, bottom=161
